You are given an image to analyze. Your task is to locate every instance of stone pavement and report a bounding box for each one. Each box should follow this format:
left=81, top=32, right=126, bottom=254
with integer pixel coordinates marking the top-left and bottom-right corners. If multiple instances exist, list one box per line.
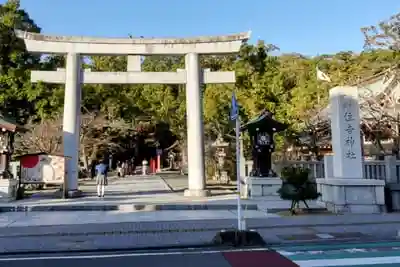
left=1, top=175, right=322, bottom=212
left=159, top=172, right=237, bottom=194
left=1, top=208, right=400, bottom=254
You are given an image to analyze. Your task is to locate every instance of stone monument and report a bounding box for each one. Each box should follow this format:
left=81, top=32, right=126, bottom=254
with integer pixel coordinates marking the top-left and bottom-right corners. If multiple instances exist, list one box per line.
left=316, top=86, right=385, bottom=213
left=241, top=110, right=287, bottom=197
left=211, top=134, right=230, bottom=183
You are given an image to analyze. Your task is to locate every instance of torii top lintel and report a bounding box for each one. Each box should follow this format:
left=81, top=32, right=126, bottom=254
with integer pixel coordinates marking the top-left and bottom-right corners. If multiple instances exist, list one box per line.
left=15, top=30, right=251, bottom=55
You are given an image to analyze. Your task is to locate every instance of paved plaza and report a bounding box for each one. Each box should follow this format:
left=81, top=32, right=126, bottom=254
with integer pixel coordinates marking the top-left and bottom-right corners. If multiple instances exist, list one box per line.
left=0, top=175, right=320, bottom=211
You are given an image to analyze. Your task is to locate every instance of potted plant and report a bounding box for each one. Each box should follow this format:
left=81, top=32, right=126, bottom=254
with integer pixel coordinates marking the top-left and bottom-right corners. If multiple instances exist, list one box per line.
left=277, top=166, right=321, bottom=215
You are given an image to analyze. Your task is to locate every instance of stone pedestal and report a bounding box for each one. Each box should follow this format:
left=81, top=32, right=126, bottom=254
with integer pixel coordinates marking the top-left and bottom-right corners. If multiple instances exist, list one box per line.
left=243, top=177, right=282, bottom=198
left=316, top=178, right=385, bottom=213
left=0, top=179, right=18, bottom=202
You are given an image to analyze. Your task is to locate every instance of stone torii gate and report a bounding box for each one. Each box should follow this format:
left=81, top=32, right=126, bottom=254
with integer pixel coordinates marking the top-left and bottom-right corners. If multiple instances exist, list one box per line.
left=16, top=30, right=250, bottom=197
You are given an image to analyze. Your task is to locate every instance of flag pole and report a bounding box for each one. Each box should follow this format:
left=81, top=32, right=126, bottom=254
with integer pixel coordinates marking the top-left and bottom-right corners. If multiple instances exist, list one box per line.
left=212, top=91, right=265, bottom=247
left=230, top=91, right=244, bottom=231
left=235, top=116, right=243, bottom=231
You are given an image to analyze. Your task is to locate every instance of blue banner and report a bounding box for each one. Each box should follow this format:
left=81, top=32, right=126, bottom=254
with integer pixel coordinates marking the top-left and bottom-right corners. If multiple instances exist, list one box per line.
left=230, top=92, right=239, bottom=121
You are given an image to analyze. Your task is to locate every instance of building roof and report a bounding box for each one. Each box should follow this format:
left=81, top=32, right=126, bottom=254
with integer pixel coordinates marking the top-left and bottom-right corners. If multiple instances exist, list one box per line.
left=15, top=152, right=70, bottom=159
left=0, top=115, right=21, bottom=132
left=240, top=110, right=288, bottom=133
left=315, top=71, right=399, bottom=123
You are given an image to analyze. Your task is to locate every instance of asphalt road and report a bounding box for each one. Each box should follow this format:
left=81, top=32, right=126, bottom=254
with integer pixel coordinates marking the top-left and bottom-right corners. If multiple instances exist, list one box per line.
left=3, top=242, right=400, bottom=267
left=0, top=248, right=298, bottom=267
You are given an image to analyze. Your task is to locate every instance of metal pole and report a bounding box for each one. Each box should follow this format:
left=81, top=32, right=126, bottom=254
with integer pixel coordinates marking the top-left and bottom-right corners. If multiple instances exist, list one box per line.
left=63, top=158, right=69, bottom=199
left=235, top=118, right=243, bottom=231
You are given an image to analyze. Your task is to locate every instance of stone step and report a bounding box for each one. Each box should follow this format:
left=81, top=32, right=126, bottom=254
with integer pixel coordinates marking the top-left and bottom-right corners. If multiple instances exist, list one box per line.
left=0, top=203, right=259, bottom=212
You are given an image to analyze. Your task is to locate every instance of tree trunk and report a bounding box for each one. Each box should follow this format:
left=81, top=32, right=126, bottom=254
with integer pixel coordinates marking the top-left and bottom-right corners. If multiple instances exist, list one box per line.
left=81, top=145, right=89, bottom=171
left=180, top=138, right=188, bottom=173
left=90, top=145, right=99, bottom=163
left=374, top=136, right=386, bottom=156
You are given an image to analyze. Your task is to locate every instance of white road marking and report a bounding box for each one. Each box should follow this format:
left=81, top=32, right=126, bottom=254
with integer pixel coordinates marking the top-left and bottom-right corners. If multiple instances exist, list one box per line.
left=295, top=256, right=400, bottom=267
left=0, top=248, right=269, bottom=261
left=276, top=250, right=299, bottom=256
left=315, top=233, right=334, bottom=239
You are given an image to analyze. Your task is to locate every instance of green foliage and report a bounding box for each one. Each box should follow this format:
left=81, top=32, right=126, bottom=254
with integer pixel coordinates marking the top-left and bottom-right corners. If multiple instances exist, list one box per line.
left=280, top=166, right=311, bottom=187
left=0, top=0, right=65, bottom=123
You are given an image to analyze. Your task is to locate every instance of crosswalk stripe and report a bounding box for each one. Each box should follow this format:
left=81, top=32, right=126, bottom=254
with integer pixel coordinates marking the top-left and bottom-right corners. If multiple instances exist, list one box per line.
left=279, top=249, right=400, bottom=261
left=295, top=256, right=400, bottom=267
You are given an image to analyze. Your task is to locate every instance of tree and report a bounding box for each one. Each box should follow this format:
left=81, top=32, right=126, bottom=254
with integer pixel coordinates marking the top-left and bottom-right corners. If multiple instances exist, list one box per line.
left=0, top=0, right=41, bottom=123
left=362, top=12, right=400, bottom=51
left=15, top=117, right=62, bottom=155
left=79, top=111, right=135, bottom=170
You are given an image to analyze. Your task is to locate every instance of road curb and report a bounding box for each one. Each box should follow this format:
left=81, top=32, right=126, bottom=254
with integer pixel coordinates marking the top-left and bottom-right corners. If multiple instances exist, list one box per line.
left=0, top=236, right=397, bottom=256
left=0, top=242, right=225, bottom=256
left=0, top=204, right=259, bottom=212
left=0, top=218, right=400, bottom=239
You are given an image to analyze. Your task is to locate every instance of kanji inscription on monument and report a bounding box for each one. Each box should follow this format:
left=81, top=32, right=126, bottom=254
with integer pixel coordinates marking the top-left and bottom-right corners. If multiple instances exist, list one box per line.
left=330, top=86, right=363, bottom=178
left=343, top=99, right=357, bottom=160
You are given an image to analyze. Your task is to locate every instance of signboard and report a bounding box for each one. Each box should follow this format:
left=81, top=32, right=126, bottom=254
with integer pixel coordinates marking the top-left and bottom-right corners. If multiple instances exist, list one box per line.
left=20, top=154, right=65, bottom=184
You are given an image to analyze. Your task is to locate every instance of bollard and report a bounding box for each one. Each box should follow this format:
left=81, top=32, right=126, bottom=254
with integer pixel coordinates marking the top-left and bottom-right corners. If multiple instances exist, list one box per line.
left=150, top=158, right=154, bottom=174
left=142, top=160, right=148, bottom=175
left=156, top=155, right=161, bottom=173
left=151, top=158, right=156, bottom=174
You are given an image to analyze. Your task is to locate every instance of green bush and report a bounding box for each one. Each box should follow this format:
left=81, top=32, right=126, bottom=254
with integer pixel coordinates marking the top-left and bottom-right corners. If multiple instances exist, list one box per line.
left=277, top=166, right=321, bottom=215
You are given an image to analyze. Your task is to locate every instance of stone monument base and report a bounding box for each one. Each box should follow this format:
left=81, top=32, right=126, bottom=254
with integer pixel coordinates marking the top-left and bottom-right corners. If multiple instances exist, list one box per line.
left=316, top=178, right=385, bottom=213
left=0, top=179, right=18, bottom=202
left=243, top=177, right=282, bottom=198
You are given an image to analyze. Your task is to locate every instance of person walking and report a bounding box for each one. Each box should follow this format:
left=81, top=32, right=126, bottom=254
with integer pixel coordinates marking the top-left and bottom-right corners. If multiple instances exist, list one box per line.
left=117, top=161, right=122, bottom=177
left=95, top=160, right=108, bottom=197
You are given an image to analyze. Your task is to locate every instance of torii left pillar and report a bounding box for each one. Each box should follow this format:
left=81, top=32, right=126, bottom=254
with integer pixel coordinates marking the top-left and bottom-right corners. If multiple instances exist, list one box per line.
left=63, top=53, right=82, bottom=196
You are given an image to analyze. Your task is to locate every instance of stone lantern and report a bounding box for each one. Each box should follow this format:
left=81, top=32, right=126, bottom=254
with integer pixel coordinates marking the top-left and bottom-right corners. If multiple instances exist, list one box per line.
left=0, top=115, right=20, bottom=202
left=241, top=110, right=288, bottom=177
left=240, top=110, right=288, bottom=198
left=168, top=151, right=176, bottom=169
left=211, top=134, right=230, bottom=184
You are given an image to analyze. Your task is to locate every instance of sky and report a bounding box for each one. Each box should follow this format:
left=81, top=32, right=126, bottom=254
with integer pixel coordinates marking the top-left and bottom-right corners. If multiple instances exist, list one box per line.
left=9, top=0, right=400, bottom=56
